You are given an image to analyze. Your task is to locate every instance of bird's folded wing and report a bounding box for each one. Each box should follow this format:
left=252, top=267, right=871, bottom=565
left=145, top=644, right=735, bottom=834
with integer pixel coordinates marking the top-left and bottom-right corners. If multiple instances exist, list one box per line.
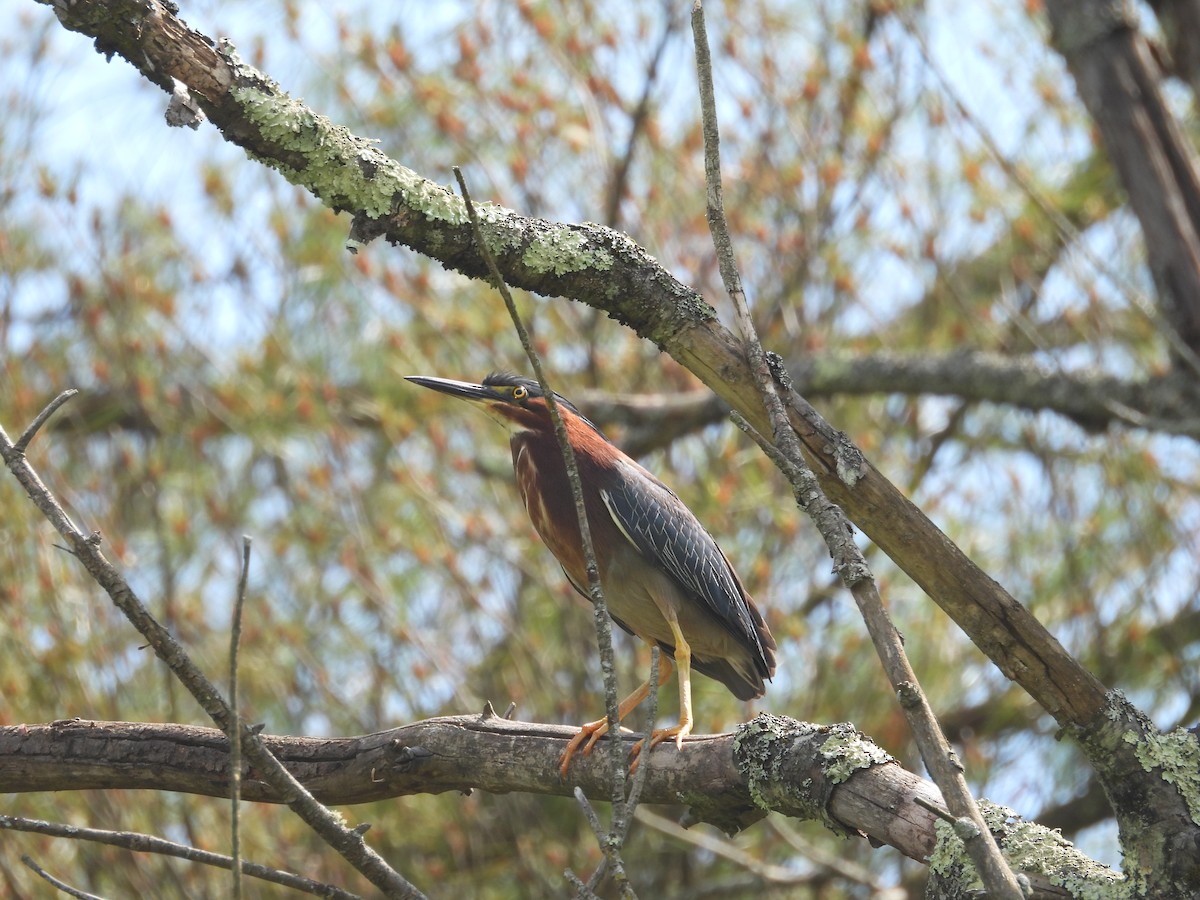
left=599, top=476, right=759, bottom=649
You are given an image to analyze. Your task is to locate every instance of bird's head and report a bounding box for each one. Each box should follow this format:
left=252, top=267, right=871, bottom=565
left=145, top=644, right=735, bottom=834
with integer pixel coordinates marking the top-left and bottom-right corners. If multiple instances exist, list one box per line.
left=405, top=373, right=603, bottom=438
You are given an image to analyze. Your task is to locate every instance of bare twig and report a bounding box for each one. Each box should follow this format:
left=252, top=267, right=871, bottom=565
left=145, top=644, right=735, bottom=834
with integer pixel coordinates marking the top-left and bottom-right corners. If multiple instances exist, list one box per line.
left=574, top=785, right=634, bottom=895
left=229, top=536, right=253, bottom=900
left=691, top=4, right=1021, bottom=896
left=915, top=794, right=956, bottom=823
left=4, top=815, right=358, bottom=899
left=582, top=648, right=660, bottom=894
left=452, top=167, right=637, bottom=892
left=14, top=389, right=79, bottom=453
left=564, top=869, right=602, bottom=900
left=603, top=6, right=681, bottom=229
left=574, top=786, right=608, bottom=844
left=635, top=807, right=880, bottom=889
left=20, top=856, right=105, bottom=900
left=690, top=4, right=797, bottom=454
left=0, top=397, right=424, bottom=900
left=765, top=818, right=884, bottom=888
left=619, top=647, right=658, bottom=841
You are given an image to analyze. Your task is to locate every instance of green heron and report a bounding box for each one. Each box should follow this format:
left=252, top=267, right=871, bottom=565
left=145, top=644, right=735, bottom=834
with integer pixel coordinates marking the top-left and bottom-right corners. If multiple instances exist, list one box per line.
left=406, top=373, right=776, bottom=774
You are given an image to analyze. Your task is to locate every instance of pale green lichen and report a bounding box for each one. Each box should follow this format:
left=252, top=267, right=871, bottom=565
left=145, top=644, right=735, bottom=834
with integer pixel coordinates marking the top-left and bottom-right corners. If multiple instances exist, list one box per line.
left=818, top=729, right=893, bottom=783
left=732, top=715, right=791, bottom=813
left=224, top=51, right=470, bottom=224
left=1124, top=726, right=1200, bottom=825
left=522, top=228, right=612, bottom=275
left=929, top=800, right=1127, bottom=899
left=927, top=817, right=981, bottom=889
left=733, top=716, right=888, bottom=837
left=232, top=84, right=415, bottom=219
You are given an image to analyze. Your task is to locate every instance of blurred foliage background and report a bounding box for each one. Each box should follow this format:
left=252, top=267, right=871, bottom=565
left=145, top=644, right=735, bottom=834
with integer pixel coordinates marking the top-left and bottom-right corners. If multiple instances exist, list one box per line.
left=2, top=0, right=1198, bottom=896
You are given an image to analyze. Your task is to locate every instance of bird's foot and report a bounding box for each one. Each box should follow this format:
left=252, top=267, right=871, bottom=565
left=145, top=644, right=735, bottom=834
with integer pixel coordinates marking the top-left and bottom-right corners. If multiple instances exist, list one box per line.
left=560, top=719, right=640, bottom=777
left=559, top=717, right=610, bottom=778
left=627, top=720, right=692, bottom=773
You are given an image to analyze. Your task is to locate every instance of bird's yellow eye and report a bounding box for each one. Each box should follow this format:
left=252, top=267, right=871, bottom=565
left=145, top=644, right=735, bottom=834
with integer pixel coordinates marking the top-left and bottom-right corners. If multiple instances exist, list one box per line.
left=512, top=385, right=528, bottom=401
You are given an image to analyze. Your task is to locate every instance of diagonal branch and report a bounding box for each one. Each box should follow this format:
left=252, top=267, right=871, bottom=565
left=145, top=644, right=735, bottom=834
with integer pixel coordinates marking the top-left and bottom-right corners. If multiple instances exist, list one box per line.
left=20, top=856, right=105, bottom=900
left=2, top=815, right=359, bottom=899
left=452, top=168, right=637, bottom=896
left=1046, top=0, right=1200, bottom=364
left=0, top=399, right=424, bottom=900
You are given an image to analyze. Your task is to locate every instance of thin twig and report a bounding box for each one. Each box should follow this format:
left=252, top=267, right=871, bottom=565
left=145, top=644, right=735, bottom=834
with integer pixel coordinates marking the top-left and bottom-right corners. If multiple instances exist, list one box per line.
left=4, top=815, right=359, bottom=898
left=765, top=817, right=885, bottom=888
left=582, top=648, right=659, bottom=894
left=603, top=7, right=681, bottom=228
left=691, top=4, right=1021, bottom=897
left=0, top=400, right=424, bottom=900
left=914, top=795, right=956, bottom=824
left=564, top=869, right=602, bottom=900
left=619, top=647, right=658, bottom=839
left=229, top=536, right=253, bottom=900
left=690, top=3, right=813, bottom=483
left=20, top=856, right=105, bottom=900
left=574, top=786, right=633, bottom=900
left=453, top=168, right=639, bottom=891
left=636, top=808, right=846, bottom=888
left=451, top=167, right=624, bottom=799
left=573, top=787, right=607, bottom=845
left=14, top=389, right=79, bottom=453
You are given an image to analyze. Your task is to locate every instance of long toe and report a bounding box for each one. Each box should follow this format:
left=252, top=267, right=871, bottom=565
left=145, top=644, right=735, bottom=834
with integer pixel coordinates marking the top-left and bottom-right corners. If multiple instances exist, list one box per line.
left=654, top=722, right=691, bottom=753
left=627, top=720, right=693, bottom=773
left=559, top=718, right=610, bottom=778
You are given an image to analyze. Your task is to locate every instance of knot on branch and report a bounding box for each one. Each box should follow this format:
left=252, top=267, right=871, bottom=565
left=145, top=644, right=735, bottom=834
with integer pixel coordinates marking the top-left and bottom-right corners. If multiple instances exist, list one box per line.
left=388, top=740, right=433, bottom=774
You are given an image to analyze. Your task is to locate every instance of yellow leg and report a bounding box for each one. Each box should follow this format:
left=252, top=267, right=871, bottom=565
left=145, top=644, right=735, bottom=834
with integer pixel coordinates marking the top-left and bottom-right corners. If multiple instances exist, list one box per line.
left=559, top=655, right=674, bottom=778
left=629, top=619, right=693, bottom=771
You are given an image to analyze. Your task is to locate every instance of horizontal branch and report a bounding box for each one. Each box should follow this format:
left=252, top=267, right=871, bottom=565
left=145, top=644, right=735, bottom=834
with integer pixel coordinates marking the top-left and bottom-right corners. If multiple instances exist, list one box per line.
left=45, top=350, right=1200, bottom=462
left=0, top=714, right=868, bottom=843
left=790, top=351, right=1200, bottom=435
left=0, top=713, right=1110, bottom=897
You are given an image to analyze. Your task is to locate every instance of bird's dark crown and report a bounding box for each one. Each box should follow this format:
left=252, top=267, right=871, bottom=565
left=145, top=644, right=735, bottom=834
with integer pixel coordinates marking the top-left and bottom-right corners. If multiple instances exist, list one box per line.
left=482, top=372, right=601, bottom=432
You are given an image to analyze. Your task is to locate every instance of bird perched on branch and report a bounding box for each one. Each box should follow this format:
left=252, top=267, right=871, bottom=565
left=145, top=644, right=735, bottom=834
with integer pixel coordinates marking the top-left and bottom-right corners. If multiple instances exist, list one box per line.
left=406, top=373, right=776, bottom=775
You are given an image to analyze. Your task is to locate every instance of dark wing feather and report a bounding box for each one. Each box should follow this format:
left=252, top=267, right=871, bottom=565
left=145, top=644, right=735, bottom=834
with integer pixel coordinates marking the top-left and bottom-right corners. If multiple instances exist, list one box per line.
left=599, top=466, right=769, bottom=670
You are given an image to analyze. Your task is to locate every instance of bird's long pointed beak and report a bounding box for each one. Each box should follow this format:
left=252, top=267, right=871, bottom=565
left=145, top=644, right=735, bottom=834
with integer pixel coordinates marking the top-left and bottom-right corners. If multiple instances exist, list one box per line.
left=405, top=375, right=499, bottom=404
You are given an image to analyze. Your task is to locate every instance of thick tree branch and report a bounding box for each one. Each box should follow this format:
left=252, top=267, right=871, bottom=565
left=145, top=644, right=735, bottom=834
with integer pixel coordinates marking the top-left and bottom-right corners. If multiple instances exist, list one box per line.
left=0, top=715, right=1111, bottom=898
